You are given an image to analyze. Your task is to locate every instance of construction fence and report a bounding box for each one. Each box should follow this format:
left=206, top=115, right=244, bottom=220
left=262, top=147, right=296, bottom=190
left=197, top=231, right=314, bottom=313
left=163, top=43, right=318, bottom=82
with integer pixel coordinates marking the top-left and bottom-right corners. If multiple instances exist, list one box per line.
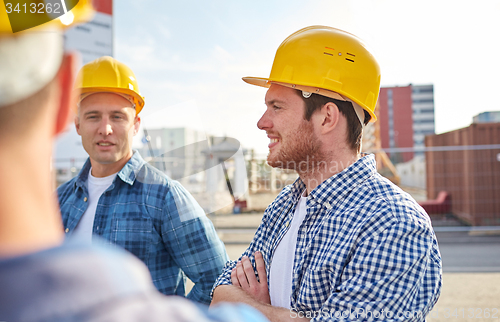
left=52, top=124, right=500, bottom=225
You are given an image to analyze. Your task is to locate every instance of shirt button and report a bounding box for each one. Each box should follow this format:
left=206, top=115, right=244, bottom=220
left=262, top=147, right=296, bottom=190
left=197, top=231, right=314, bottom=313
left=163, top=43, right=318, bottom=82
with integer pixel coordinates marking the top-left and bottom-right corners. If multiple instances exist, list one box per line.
left=96, top=226, right=99, bottom=231
left=285, top=222, right=290, bottom=227
left=65, top=228, right=69, bottom=233
left=84, top=197, right=88, bottom=202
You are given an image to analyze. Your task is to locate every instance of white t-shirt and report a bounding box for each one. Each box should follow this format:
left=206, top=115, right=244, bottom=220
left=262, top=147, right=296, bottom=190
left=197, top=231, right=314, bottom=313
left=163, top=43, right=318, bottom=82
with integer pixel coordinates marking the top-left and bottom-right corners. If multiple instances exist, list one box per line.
left=72, top=169, right=117, bottom=244
left=269, top=191, right=308, bottom=309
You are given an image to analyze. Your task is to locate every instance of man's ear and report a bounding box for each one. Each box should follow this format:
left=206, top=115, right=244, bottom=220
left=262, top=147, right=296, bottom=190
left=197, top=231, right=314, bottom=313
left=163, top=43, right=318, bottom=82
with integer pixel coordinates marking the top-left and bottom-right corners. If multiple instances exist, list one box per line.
left=317, top=101, right=340, bottom=134
left=74, top=115, right=81, bottom=135
left=134, top=115, right=141, bottom=135
left=54, top=52, right=79, bottom=136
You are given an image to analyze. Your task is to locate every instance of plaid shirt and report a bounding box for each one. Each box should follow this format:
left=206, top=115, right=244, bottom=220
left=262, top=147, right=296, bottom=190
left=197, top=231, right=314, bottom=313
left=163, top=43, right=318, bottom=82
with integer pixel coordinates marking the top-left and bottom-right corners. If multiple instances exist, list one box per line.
left=213, top=155, right=442, bottom=321
left=0, top=240, right=267, bottom=322
left=58, top=151, right=228, bottom=305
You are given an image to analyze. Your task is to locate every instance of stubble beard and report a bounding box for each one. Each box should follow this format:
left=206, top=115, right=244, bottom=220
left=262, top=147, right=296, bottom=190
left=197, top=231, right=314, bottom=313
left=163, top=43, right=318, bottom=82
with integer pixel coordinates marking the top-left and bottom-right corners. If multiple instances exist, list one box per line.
left=267, top=120, right=325, bottom=175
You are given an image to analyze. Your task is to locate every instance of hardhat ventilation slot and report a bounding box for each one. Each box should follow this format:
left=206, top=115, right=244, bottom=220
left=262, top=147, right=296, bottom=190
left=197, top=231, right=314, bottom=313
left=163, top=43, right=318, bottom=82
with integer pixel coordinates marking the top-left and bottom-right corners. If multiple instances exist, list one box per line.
left=324, top=47, right=335, bottom=56
left=346, top=53, right=355, bottom=62
left=345, top=58, right=355, bottom=62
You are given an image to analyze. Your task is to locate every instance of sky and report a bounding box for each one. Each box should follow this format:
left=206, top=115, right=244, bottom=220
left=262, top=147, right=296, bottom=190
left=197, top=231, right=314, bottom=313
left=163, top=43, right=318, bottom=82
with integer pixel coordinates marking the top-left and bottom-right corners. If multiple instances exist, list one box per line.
left=63, top=0, right=500, bottom=157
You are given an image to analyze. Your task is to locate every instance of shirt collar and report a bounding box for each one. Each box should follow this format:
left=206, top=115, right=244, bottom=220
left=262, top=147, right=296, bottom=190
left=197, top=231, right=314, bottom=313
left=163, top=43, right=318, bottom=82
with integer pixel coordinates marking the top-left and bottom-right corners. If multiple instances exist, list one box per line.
left=74, top=158, right=91, bottom=192
left=289, top=154, right=377, bottom=209
left=289, top=176, right=307, bottom=204
left=117, top=151, right=146, bottom=185
left=74, top=151, right=145, bottom=191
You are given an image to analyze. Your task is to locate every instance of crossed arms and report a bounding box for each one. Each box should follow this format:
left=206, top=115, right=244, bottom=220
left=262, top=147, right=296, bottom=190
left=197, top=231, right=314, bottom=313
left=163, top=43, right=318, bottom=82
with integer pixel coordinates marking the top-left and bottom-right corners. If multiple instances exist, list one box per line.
left=210, top=218, right=441, bottom=322
left=211, top=251, right=309, bottom=322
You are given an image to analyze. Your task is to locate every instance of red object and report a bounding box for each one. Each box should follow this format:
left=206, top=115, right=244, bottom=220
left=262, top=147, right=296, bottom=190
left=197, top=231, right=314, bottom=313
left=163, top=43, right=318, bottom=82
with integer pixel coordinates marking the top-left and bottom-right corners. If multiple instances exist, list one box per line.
left=93, top=0, right=112, bottom=15
left=378, top=86, right=415, bottom=162
left=234, top=200, right=247, bottom=209
left=419, top=191, right=451, bottom=215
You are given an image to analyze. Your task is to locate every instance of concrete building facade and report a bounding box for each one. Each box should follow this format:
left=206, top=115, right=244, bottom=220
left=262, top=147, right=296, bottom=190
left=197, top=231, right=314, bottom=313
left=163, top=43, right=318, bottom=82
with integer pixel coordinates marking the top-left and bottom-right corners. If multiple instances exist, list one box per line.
left=140, top=127, right=207, bottom=181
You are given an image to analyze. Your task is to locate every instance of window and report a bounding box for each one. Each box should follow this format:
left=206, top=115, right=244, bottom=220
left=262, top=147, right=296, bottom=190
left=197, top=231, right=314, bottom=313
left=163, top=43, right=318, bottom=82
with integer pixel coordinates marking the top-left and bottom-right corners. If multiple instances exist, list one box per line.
left=412, top=86, right=433, bottom=94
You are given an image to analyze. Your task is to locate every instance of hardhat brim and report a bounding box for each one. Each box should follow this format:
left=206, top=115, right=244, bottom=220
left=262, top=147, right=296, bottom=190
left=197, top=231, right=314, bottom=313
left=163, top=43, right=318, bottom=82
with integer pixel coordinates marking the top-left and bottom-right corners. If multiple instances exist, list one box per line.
left=242, top=77, right=271, bottom=88
left=242, top=76, right=377, bottom=122
left=78, top=87, right=145, bottom=115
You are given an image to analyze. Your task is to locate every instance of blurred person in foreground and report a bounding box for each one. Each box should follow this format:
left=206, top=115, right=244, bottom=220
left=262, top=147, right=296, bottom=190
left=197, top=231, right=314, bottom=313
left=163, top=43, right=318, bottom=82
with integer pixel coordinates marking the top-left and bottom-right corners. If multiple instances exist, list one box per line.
left=211, top=26, right=442, bottom=322
left=56, top=55, right=228, bottom=304
left=0, top=2, right=265, bottom=321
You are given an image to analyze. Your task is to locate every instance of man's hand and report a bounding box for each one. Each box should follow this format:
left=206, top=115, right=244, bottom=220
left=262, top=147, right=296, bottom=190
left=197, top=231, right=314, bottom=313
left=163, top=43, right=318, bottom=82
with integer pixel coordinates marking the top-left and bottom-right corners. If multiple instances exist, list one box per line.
left=231, top=251, right=271, bottom=305
left=212, top=254, right=309, bottom=322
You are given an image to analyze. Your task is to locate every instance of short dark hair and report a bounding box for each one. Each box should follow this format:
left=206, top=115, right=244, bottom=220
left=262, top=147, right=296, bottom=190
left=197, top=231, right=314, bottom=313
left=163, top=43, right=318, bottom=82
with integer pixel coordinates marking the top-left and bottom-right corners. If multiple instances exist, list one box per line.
left=295, top=90, right=370, bottom=153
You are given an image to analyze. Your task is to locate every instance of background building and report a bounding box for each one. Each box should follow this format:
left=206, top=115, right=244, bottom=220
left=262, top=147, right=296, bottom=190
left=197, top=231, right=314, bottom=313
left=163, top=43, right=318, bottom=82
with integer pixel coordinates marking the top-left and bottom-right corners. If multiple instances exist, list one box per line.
left=473, top=111, right=500, bottom=124
left=140, top=127, right=207, bottom=181
left=64, top=0, right=113, bottom=64
left=395, top=156, right=426, bottom=190
left=378, top=84, right=435, bottom=163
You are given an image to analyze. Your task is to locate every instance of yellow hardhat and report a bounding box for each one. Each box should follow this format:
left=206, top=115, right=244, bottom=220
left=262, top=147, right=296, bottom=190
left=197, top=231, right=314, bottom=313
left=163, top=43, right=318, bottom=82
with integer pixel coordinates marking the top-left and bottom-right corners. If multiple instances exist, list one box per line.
left=243, top=26, right=381, bottom=122
left=0, top=0, right=94, bottom=35
left=0, top=0, right=94, bottom=108
left=75, top=56, right=145, bottom=114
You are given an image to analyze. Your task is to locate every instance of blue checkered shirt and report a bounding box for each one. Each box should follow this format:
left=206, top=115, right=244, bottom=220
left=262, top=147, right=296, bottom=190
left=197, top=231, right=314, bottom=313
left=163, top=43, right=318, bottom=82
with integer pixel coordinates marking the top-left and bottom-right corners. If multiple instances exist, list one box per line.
left=213, top=155, right=442, bottom=321
left=58, top=151, right=229, bottom=305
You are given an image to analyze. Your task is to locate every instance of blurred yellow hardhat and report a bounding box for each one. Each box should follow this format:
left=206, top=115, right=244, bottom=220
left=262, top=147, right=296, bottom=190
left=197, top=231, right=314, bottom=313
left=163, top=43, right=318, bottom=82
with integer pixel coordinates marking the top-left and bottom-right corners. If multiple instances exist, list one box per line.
left=243, top=26, right=381, bottom=122
left=0, top=0, right=94, bottom=35
left=0, top=0, right=94, bottom=108
left=75, top=56, right=145, bottom=114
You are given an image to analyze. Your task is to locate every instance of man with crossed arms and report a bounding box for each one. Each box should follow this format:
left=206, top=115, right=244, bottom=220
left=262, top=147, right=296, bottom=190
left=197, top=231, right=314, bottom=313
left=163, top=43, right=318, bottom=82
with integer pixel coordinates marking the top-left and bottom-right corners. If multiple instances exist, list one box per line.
left=211, top=26, right=442, bottom=322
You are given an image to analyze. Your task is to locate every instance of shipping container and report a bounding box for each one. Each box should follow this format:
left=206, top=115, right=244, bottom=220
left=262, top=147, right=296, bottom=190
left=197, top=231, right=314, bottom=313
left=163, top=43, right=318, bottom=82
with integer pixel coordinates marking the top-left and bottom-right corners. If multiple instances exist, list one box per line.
left=425, top=123, right=500, bottom=226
